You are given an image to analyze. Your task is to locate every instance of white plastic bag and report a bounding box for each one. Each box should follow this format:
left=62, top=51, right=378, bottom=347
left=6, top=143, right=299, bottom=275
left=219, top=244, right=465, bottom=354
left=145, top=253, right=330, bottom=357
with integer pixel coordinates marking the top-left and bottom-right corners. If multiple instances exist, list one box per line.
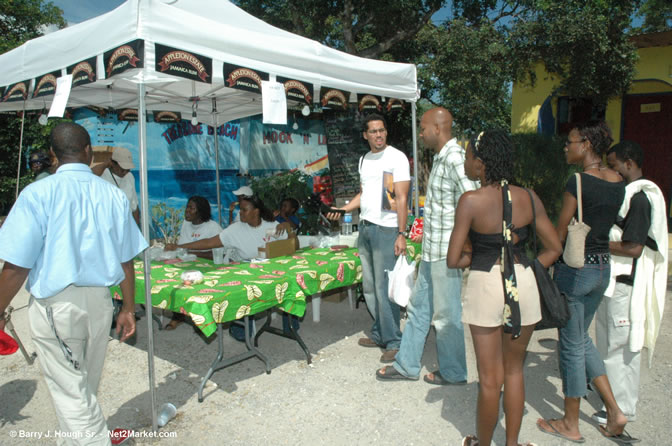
left=386, top=255, right=416, bottom=307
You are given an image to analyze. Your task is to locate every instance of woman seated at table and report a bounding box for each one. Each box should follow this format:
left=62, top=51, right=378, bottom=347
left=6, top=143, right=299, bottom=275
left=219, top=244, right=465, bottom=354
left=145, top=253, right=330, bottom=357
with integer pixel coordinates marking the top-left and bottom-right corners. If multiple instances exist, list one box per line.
left=177, top=196, right=222, bottom=260
left=274, top=197, right=301, bottom=231
left=167, top=195, right=295, bottom=339
left=165, top=196, right=222, bottom=330
left=167, top=195, right=294, bottom=261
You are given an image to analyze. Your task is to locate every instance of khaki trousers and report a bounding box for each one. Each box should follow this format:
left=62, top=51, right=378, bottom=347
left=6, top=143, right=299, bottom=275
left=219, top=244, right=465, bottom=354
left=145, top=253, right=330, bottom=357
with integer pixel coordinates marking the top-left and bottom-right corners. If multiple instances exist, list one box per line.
left=29, top=285, right=113, bottom=446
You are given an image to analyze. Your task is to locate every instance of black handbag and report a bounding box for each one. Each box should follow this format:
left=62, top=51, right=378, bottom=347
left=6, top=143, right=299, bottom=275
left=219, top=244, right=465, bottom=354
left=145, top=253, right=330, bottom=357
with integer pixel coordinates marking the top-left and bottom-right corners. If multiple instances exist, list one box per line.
left=526, top=189, right=570, bottom=330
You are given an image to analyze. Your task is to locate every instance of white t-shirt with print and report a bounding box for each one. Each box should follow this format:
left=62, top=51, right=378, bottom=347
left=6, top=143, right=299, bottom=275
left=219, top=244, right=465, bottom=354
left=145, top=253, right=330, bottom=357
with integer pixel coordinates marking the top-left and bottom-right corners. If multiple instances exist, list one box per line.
left=218, top=220, right=286, bottom=261
left=358, top=145, right=410, bottom=227
left=177, top=220, right=222, bottom=245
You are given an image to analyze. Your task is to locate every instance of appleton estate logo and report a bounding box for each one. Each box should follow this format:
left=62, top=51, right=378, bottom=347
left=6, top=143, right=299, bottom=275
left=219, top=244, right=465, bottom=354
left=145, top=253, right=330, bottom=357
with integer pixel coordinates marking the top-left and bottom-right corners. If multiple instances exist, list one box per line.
left=284, top=80, right=312, bottom=103
left=33, top=74, right=58, bottom=98
left=157, top=50, right=209, bottom=82
left=2, top=82, right=28, bottom=102
left=226, top=68, right=263, bottom=90
left=106, top=45, right=141, bottom=77
left=321, top=89, right=348, bottom=107
left=71, top=62, right=96, bottom=84
left=154, top=111, right=181, bottom=122
left=358, top=94, right=382, bottom=112
left=118, top=109, right=138, bottom=121
left=386, top=98, right=405, bottom=112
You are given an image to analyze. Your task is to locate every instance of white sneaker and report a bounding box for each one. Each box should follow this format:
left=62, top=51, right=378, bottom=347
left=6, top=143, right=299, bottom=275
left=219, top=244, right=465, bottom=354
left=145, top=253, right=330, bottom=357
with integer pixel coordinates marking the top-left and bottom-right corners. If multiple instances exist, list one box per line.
left=591, top=410, right=636, bottom=424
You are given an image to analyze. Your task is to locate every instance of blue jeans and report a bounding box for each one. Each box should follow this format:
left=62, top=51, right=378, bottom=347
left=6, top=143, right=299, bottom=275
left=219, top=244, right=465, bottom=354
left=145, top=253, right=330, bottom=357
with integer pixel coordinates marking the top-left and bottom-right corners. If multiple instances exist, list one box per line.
left=554, top=259, right=610, bottom=397
left=393, top=260, right=466, bottom=381
left=358, top=221, right=401, bottom=350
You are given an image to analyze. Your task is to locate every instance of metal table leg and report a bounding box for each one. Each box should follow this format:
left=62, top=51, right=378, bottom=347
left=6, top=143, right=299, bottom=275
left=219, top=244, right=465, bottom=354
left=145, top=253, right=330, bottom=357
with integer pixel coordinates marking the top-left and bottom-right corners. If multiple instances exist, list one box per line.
left=198, top=316, right=271, bottom=403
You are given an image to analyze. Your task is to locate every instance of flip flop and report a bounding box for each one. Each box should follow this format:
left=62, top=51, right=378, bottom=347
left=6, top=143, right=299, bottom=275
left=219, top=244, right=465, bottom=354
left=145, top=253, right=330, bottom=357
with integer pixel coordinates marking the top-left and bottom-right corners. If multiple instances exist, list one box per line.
left=423, top=370, right=467, bottom=386
left=536, top=418, right=585, bottom=444
left=598, top=425, right=641, bottom=444
left=376, top=366, right=418, bottom=381
left=462, top=435, right=478, bottom=446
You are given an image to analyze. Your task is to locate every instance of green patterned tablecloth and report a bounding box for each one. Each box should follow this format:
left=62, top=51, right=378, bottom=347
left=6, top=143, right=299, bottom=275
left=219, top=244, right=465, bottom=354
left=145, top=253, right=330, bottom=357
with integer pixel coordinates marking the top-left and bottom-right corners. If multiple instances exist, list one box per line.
left=111, top=242, right=422, bottom=338
left=111, top=248, right=363, bottom=337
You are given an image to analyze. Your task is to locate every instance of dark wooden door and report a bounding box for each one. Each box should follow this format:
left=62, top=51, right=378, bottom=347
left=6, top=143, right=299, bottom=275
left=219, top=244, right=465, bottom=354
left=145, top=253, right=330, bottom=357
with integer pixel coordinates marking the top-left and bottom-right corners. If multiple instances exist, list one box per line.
left=621, top=93, right=672, bottom=215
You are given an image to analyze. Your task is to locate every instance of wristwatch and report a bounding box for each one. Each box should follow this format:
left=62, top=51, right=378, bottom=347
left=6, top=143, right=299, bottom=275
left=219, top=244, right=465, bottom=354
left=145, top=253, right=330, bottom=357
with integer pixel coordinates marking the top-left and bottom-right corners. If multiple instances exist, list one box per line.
left=398, top=231, right=408, bottom=237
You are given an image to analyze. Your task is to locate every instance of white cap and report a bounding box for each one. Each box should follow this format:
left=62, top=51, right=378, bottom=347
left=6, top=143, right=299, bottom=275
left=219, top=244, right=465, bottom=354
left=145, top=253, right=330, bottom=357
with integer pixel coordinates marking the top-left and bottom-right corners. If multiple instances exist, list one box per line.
left=232, top=186, right=253, bottom=196
left=111, top=147, right=135, bottom=169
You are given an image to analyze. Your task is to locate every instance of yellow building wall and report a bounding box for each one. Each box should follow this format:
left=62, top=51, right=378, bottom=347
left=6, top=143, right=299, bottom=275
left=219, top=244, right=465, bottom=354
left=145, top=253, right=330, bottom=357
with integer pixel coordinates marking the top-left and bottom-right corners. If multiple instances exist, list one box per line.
left=511, top=44, right=672, bottom=137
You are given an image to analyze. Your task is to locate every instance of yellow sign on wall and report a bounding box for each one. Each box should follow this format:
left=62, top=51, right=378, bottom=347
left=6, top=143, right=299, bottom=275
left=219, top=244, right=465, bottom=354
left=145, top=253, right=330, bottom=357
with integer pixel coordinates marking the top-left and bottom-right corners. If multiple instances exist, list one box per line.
left=640, top=103, right=661, bottom=113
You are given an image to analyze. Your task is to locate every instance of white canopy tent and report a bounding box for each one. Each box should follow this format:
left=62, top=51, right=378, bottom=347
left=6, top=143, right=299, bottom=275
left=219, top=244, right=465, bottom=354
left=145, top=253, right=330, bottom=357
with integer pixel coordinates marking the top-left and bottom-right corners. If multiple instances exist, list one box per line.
left=0, top=0, right=419, bottom=431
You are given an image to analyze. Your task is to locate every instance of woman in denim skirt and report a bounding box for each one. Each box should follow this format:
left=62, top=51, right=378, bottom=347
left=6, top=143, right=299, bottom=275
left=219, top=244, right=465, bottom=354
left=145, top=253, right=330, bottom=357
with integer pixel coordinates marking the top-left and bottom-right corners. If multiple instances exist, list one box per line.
left=537, top=121, right=633, bottom=443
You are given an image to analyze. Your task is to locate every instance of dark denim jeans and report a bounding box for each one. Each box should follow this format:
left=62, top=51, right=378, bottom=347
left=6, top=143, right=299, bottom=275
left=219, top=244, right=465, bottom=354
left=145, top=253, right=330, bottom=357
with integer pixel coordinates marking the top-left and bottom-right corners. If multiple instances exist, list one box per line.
left=554, top=258, right=610, bottom=397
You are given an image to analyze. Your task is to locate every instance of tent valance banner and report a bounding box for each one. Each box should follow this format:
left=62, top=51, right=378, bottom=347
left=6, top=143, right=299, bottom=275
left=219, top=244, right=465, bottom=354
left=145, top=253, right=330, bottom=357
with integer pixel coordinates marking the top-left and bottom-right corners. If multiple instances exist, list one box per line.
left=357, top=94, right=383, bottom=113
left=320, top=86, right=350, bottom=110
left=152, top=111, right=181, bottom=123
left=385, top=98, right=406, bottom=113
left=224, top=63, right=268, bottom=94
left=278, top=76, right=313, bottom=105
left=155, top=43, right=212, bottom=83
left=68, top=57, right=98, bottom=88
left=104, top=39, right=144, bottom=79
left=2, top=81, right=29, bottom=103
left=33, top=71, right=61, bottom=99
left=119, top=108, right=139, bottom=121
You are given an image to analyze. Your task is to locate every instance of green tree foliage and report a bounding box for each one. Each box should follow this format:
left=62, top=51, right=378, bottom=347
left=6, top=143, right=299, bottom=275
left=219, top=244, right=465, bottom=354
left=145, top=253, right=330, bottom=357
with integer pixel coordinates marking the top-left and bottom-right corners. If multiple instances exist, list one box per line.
left=509, top=0, right=640, bottom=105
left=235, top=0, right=444, bottom=58
left=0, top=0, right=65, bottom=54
left=417, top=18, right=512, bottom=134
left=0, top=0, right=66, bottom=213
left=633, top=0, right=672, bottom=33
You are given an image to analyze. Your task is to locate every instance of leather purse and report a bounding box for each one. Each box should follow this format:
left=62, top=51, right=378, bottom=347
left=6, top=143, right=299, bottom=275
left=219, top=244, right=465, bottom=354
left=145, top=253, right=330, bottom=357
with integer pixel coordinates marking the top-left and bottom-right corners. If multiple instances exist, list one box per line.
left=526, top=189, right=570, bottom=330
left=562, top=173, right=591, bottom=268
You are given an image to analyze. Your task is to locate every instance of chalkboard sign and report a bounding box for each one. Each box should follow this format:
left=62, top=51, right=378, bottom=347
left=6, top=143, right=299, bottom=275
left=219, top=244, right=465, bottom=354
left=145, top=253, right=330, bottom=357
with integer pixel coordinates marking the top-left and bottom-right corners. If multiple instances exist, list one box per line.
left=323, top=108, right=369, bottom=198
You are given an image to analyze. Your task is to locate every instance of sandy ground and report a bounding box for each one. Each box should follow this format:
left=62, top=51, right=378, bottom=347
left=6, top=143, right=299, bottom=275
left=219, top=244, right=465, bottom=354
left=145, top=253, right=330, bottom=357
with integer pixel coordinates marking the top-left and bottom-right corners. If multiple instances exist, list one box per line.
left=1, top=272, right=671, bottom=445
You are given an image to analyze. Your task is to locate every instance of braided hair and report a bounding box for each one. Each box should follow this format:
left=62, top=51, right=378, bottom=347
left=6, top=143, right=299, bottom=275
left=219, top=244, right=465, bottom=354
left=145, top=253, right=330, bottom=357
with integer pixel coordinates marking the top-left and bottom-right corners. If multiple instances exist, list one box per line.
left=471, top=129, right=514, bottom=184
left=574, top=120, right=613, bottom=156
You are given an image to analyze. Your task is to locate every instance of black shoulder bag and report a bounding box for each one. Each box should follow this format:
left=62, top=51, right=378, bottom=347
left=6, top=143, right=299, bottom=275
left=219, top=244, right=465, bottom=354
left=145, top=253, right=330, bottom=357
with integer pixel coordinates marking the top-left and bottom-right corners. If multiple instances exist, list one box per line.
left=526, top=189, right=570, bottom=330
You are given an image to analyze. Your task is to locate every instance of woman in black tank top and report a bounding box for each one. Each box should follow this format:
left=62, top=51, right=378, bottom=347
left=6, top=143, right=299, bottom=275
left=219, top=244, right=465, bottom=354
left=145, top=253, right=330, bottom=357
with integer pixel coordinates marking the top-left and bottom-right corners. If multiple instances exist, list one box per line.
left=538, top=121, right=630, bottom=442
left=448, top=130, right=561, bottom=446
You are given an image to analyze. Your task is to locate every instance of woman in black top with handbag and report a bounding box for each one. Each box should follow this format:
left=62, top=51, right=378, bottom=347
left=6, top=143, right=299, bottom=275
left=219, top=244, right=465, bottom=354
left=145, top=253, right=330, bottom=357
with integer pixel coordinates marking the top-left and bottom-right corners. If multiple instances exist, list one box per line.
left=448, top=130, right=561, bottom=446
left=537, top=121, right=632, bottom=443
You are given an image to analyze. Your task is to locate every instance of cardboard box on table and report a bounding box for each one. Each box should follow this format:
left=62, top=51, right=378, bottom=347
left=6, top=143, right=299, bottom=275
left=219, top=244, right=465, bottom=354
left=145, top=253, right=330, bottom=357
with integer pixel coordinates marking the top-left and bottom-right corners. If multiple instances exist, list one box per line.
left=263, top=238, right=297, bottom=258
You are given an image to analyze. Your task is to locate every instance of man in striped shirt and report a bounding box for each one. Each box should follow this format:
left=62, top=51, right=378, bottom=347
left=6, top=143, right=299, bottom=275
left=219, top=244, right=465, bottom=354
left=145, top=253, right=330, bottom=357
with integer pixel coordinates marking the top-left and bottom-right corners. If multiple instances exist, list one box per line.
left=377, top=107, right=478, bottom=384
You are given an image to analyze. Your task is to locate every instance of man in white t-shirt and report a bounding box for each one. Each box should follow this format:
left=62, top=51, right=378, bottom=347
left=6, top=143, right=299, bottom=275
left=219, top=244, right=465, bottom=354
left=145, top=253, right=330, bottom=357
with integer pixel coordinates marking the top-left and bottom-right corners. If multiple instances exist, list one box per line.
left=329, top=114, right=410, bottom=363
left=92, top=147, right=140, bottom=226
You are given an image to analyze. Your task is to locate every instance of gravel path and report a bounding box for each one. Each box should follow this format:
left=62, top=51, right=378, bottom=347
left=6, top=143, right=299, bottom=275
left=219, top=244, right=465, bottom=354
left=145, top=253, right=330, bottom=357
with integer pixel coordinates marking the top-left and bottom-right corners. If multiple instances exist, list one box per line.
left=1, top=277, right=671, bottom=445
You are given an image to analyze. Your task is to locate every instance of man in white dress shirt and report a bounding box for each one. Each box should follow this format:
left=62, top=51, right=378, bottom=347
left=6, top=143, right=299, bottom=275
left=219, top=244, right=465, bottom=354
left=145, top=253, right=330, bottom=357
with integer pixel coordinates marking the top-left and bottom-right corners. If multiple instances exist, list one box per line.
left=0, top=122, right=147, bottom=444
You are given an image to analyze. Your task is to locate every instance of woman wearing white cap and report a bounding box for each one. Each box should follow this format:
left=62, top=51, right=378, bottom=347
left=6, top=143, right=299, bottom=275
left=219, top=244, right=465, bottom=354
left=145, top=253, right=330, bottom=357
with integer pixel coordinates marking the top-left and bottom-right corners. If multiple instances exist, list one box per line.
left=228, top=185, right=253, bottom=224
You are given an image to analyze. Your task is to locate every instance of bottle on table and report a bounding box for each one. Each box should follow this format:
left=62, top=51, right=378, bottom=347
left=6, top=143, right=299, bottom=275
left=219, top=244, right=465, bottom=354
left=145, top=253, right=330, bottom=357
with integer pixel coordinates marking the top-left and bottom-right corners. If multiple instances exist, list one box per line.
left=342, top=201, right=353, bottom=235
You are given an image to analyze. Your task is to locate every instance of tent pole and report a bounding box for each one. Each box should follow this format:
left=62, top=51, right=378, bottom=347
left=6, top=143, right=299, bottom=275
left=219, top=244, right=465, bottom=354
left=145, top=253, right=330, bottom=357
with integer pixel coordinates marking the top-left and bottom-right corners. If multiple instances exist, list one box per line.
left=15, top=102, right=27, bottom=200
left=411, top=102, right=419, bottom=216
left=137, top=82, right=158, bottom=432
left=213, top=98, right=222, bottom=224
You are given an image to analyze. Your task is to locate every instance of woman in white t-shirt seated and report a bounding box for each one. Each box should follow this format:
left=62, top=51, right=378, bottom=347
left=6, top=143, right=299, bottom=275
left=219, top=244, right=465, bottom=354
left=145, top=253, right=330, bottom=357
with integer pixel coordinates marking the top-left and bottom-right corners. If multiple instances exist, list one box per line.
left=165, top=196, right=222, bottom=330
left=166, top=195, right=295, bottom=337
left=167, top=195, right=294, bottom=261
left=177, top=196, right=223, bottom=260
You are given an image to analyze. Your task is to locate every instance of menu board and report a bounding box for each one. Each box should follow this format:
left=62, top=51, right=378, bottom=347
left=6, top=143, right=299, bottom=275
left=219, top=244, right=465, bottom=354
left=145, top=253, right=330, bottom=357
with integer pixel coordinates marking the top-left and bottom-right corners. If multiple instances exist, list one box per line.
left=323, top=108, right=368, bottom=198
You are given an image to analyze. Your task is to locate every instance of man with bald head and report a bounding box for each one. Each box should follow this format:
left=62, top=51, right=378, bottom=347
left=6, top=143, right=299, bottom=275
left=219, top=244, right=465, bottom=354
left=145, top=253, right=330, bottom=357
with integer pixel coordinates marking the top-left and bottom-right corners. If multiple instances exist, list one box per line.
left=377, top=107, right=478, bottom=384
left=0, top=122, right=147, bottom=443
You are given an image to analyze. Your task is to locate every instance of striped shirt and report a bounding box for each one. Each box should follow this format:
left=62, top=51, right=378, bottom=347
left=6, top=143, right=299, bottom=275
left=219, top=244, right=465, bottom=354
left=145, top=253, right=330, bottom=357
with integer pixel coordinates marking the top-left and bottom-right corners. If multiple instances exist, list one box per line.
left=422, top=139, right=478, bottom=262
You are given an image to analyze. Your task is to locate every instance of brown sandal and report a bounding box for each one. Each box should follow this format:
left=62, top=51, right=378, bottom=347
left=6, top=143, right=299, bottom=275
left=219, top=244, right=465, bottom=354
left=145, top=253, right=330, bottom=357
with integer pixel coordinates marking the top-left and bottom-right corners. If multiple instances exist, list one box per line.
left=164, top=319, right=183, bottom=331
